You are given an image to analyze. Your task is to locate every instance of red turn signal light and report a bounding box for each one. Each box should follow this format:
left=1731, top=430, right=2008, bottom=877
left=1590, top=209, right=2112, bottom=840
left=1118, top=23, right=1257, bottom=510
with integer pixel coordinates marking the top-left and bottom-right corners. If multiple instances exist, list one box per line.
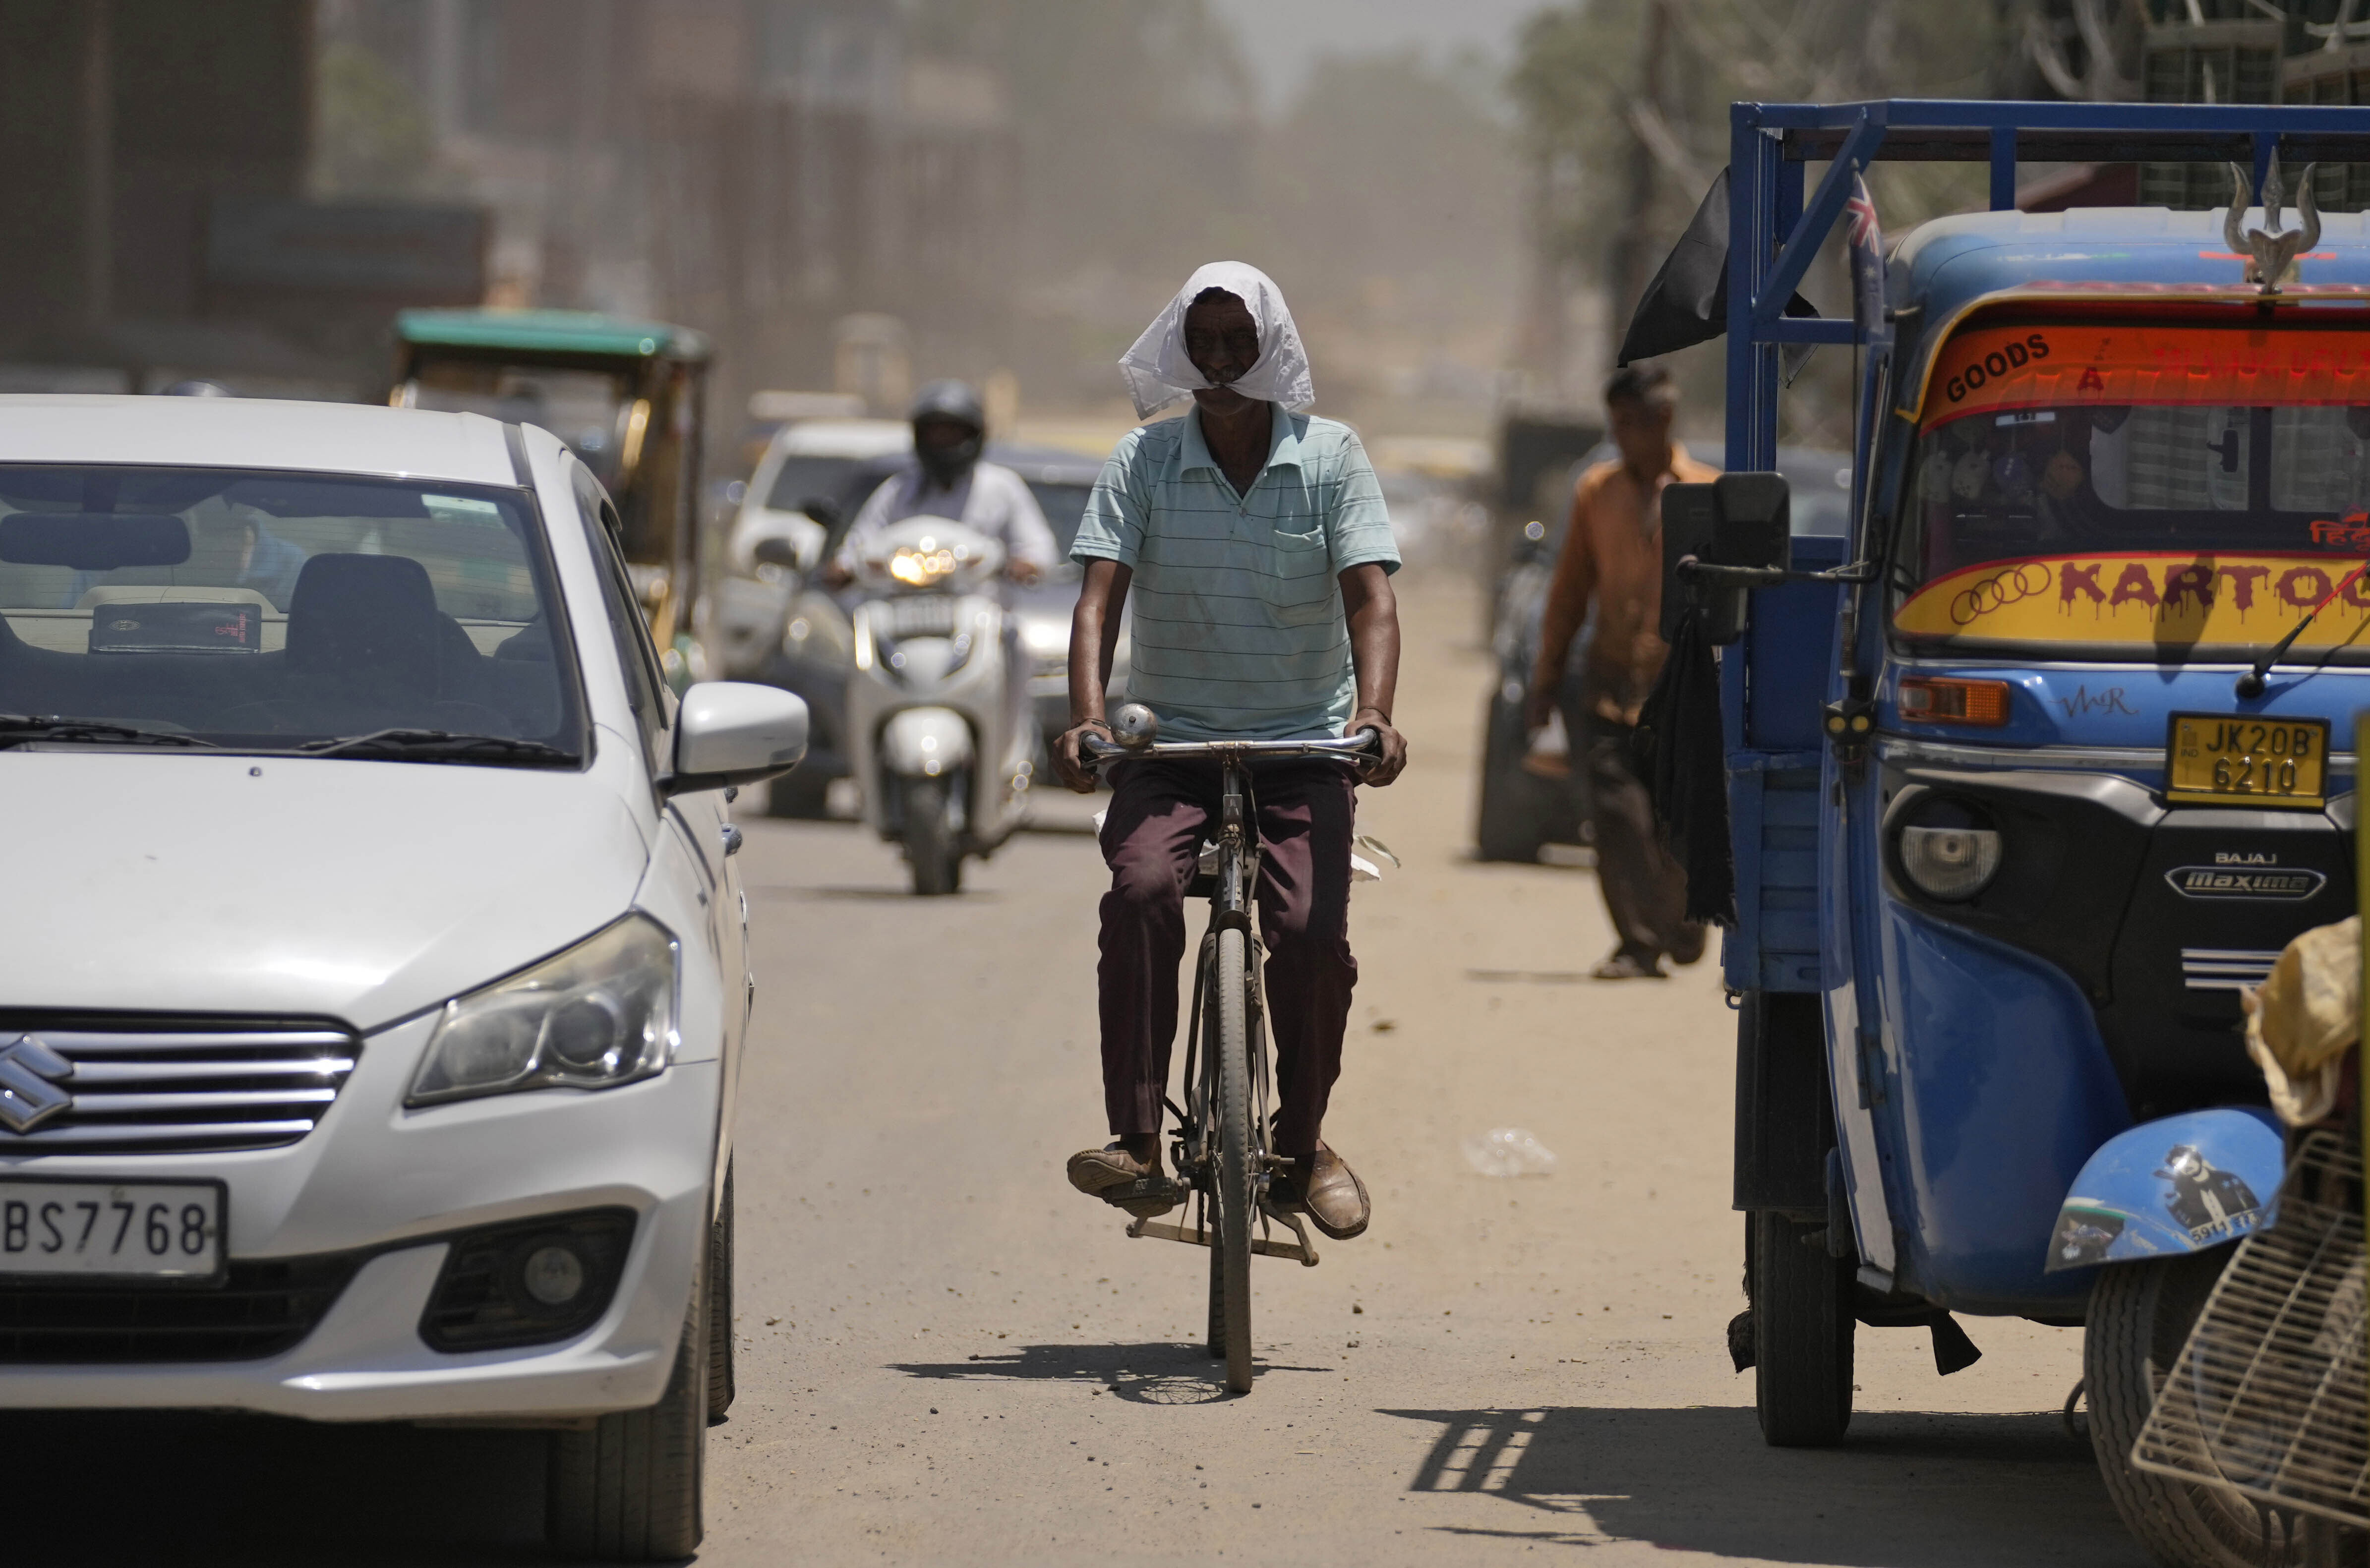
left=1898, top=677, right=2012, bottom=727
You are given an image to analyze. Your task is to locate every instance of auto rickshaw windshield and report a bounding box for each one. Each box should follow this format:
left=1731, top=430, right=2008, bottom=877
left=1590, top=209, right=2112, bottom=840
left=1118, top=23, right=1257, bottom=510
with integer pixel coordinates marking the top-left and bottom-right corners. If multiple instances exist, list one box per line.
left=408, top=362, right=642, bottom=491
left=1892, top=319, right=2370, bottom=655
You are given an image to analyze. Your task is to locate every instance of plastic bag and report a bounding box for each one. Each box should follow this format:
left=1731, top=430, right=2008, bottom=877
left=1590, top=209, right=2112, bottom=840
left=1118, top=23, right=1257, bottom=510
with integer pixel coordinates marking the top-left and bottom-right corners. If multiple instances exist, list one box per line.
left=2244, top=915, right=2359, bottom=1125
left=1461, top=1127, right=1557, bottom=1177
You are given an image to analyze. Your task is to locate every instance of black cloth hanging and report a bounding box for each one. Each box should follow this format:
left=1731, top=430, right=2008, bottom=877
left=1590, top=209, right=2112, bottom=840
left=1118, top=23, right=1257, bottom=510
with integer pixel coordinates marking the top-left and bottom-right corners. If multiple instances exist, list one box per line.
left=1633, top=605, right=1735, bottom=927
left=1618, top=168, right=1821, bottom=367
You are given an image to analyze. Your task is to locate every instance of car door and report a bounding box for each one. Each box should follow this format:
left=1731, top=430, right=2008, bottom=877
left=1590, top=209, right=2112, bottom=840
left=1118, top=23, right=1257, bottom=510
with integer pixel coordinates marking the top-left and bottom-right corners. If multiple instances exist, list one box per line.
left=567, top=461, right=751, bottom=1073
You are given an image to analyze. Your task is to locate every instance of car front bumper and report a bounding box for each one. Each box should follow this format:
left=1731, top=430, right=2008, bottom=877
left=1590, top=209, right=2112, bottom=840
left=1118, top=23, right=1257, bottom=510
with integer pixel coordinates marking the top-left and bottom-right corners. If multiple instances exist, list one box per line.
left=0, top=1012, right=718, bottom=1422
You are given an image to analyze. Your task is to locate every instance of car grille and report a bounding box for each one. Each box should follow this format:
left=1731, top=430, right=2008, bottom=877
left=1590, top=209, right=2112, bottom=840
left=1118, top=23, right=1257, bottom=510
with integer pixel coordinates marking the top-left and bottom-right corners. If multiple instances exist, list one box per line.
left=0, top=1018, right=359, bottom=1154
left=2179, top=947, right=2283, bottom=993
left=0, top=1252, right=362, bottom=1363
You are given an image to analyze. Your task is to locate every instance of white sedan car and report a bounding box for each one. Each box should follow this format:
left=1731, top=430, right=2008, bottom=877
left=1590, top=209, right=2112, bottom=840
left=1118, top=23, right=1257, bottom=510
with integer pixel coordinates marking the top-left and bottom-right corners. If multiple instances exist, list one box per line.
left=0, top=396, right=806, bottom=1560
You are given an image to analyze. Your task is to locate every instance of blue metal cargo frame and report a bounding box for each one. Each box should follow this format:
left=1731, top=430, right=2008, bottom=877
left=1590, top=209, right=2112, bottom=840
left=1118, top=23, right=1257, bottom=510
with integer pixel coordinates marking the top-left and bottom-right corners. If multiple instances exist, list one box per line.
left=1717, top=98, right=2370, bottom=997
left=1722, top=98, right=2370, bottom=470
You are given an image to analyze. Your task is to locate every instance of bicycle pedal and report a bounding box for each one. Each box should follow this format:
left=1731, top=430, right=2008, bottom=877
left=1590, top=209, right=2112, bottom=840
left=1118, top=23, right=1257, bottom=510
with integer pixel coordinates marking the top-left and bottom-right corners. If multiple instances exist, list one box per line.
left=1099, top=1175, right=1185, bottom=1214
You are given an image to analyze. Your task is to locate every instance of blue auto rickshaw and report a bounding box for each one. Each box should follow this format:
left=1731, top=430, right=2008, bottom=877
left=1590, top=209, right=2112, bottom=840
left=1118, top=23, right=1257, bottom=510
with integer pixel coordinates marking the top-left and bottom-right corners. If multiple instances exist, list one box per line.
left=1667, top=100, right=2370, bottom=1567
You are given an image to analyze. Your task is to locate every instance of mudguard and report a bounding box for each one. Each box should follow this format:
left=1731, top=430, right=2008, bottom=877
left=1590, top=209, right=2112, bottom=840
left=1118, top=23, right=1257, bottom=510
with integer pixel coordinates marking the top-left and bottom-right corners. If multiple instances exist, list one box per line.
left=2044, top=1106, right=2284, bottom=1272
left=879, top=707, right=973, bottom=778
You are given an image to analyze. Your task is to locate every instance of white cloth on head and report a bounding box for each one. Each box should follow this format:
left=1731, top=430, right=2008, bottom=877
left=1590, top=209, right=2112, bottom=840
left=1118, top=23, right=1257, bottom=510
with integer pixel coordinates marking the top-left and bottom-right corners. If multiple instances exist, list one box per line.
left=1117, top=261, right=1315, bottom=421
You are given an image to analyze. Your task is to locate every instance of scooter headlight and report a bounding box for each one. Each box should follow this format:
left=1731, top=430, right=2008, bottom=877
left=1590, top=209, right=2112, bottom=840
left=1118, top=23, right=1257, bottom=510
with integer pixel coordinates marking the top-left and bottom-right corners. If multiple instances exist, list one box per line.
left=409, top=914, right=679, bottom=1105
left=1896, top=799, right=2003, bottom=902
left=888, top=543, right=962, bottom=586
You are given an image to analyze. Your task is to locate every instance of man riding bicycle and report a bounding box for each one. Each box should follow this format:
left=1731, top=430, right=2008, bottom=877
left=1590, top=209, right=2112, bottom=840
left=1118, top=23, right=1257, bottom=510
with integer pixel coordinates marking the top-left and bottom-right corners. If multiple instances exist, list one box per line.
left=1052, top=261, right=1407, bottom=1242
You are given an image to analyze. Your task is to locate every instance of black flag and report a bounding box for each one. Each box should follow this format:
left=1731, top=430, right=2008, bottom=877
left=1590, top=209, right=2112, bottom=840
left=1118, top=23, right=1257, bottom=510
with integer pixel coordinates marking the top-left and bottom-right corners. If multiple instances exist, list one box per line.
left=1617, top=169, right=1820, bottom=367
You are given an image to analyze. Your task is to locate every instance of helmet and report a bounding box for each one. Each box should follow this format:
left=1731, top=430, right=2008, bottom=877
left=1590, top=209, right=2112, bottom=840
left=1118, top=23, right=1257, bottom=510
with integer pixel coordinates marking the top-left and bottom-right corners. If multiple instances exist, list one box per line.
left=909, top=379, right=985, bottom=485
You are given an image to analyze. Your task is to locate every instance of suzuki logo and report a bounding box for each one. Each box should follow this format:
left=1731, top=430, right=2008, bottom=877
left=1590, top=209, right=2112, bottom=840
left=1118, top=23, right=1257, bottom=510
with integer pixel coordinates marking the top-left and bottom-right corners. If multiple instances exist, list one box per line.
left=0, top=1035, right=74, bottom=1133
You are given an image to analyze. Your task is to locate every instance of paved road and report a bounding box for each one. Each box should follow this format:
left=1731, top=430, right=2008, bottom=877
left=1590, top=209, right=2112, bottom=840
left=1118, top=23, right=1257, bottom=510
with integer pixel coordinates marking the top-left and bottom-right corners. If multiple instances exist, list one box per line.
left=8, top=573, right=2148, bottom=1567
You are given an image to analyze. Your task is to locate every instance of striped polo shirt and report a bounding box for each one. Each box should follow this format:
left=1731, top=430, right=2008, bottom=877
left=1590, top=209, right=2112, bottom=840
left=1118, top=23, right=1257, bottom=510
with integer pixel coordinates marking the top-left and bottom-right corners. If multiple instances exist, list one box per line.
left=1071, top=403, right=1399, bottom=741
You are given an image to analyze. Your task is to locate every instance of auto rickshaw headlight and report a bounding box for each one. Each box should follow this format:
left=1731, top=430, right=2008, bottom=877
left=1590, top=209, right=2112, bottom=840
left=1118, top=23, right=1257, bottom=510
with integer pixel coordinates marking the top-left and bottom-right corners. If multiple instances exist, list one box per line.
left=1898, top=803, right=2003, bottom=902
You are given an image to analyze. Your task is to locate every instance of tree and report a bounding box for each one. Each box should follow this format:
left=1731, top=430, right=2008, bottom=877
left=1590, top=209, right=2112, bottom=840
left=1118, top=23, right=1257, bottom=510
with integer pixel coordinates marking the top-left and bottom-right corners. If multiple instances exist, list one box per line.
left=1510, top=0, right=2014, bottom=425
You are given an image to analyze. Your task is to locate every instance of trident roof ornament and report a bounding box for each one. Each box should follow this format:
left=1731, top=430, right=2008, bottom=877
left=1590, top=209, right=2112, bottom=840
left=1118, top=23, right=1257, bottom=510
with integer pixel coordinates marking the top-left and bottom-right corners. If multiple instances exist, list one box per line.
left=2225, top=155, right=2321, bottom=293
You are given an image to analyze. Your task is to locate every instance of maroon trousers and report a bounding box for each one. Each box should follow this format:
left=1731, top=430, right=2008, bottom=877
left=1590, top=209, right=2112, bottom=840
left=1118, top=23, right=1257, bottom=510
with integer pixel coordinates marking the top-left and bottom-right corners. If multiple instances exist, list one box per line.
left=1096, top=758, right=1358, bottom=1160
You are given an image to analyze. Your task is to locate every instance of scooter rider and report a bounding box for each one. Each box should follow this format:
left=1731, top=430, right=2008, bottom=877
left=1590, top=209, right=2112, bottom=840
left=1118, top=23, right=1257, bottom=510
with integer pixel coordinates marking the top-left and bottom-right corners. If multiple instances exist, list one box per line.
left=824, top=379, right=1058, bottom=588
left=1051, top=261, right=1409, bottom=1242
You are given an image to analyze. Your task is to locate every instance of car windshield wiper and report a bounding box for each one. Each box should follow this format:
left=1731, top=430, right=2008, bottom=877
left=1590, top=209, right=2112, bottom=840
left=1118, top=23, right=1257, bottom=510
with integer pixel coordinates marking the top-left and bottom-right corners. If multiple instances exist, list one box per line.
left=295, top=728, right=581, bottom=765
left=0, top=713, right=218, bottom=750
left=2235, top=558, right=2370, bottom=697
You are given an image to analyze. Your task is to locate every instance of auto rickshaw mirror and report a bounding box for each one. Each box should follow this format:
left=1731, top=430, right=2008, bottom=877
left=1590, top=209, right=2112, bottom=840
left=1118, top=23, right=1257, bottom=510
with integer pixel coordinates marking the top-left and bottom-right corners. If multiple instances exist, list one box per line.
left=1662, top=473, right=1791, bottom=645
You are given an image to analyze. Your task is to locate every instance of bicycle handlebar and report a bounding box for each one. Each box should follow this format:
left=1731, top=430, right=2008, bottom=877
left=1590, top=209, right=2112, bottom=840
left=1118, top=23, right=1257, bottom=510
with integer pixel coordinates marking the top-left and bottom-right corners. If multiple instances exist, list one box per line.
left=1078, top=727, right=1381, bottom=771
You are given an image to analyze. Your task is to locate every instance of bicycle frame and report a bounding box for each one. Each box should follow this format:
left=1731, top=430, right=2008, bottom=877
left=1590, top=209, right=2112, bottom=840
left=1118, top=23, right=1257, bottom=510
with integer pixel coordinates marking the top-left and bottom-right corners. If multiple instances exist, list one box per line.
left=1175, top=750, right=1278, bottom=1240
left=1082, top=728, right=1377, bottom=1266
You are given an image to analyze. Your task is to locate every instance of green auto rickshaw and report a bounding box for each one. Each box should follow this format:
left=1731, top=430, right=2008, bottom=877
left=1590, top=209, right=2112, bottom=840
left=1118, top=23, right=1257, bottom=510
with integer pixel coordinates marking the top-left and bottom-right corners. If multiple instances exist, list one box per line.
left=392, top=308, right=712, bottom=688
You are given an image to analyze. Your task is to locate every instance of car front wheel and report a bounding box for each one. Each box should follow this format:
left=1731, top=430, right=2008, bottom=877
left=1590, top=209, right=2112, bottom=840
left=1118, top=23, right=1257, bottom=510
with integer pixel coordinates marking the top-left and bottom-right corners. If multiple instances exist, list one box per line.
left=547, top=1257, right=708, bottom=1560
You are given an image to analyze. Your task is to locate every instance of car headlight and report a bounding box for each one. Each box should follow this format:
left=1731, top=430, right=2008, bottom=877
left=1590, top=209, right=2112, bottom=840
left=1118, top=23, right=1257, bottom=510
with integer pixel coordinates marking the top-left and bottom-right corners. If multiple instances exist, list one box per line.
left=408, top=914, right=679, bottom=1106
left=1897, top=801, right=2003, bottom=902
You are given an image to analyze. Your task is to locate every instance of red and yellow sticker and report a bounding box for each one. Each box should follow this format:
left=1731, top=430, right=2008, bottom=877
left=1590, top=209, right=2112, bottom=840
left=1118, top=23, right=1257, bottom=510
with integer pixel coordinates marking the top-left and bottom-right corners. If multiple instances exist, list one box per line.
left=1897, top=551, right=2370, bottom=646
left=1922, top=324, right=2370, bottom=423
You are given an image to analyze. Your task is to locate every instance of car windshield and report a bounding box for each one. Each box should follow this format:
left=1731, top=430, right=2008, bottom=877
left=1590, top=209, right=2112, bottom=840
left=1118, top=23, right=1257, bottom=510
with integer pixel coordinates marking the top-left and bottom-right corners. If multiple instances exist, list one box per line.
left=1026, top=481, right=1092, bottom=557
left=1892, top=320, right=2370, bottom=657
left=764, top=455, right=872, bottom=515
left=0, top=466, right=583, bottom=755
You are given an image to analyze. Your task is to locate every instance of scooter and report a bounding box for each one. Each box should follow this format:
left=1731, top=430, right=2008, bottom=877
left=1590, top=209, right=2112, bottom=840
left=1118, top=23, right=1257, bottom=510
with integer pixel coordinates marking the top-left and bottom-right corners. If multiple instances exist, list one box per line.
left=844, top=515, right=1035, bottom=895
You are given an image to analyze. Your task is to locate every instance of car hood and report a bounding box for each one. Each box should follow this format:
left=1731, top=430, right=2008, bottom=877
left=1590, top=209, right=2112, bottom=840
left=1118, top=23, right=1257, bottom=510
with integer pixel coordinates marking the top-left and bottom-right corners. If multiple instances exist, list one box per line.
left=0, top=753, right=649, bottom=1030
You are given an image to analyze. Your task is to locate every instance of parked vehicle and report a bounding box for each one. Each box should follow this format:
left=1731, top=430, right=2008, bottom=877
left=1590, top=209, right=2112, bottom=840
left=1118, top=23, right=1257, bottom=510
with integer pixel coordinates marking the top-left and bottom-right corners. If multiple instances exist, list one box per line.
left=1473, top=445, right=1847, bottom=863
left=715, top=419, right=910, bottom=813
left=724, top=430, right=1128, bottom=816
left=990, top=441, right=1133, bottom=744
left=725, top=416, right=913, bottom=581
left=843, top=515, right=1034, bottom=893
left=0, top=394, right=808, bottom=1561
left=1700, top=99, right=2370, bottom=1568
left=392, top=308, right=714, bottom=691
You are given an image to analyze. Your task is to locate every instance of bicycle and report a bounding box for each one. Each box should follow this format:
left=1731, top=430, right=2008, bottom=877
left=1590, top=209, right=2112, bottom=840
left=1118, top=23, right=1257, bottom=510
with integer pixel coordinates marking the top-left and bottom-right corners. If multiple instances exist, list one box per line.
left=1081, top=702, right=1381, bottom=1394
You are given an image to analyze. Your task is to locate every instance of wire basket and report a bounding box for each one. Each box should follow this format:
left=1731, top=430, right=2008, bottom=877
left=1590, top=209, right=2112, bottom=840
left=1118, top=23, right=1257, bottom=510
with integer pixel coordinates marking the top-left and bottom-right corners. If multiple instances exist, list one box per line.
left=2133, top=1129, right=2369, bottom=1528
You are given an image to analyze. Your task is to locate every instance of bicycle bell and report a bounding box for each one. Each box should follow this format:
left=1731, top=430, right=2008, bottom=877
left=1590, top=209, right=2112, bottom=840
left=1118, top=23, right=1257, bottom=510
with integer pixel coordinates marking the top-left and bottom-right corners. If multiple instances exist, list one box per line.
left=1111, top=703, right=1160, bottom=750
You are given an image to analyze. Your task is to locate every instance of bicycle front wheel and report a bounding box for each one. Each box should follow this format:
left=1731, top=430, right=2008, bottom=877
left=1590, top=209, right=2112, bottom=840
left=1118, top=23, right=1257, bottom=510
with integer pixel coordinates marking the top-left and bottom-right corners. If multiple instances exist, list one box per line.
left=1211, top=926, right=1255, bottom=1394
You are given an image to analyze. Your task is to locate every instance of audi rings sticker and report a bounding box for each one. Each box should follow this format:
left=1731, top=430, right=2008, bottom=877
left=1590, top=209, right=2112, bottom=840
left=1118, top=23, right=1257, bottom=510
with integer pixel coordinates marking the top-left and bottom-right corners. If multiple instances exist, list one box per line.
left=1897, top=551, right=2370, bottom=647
left=1948, top=561, right=2053, bottom=625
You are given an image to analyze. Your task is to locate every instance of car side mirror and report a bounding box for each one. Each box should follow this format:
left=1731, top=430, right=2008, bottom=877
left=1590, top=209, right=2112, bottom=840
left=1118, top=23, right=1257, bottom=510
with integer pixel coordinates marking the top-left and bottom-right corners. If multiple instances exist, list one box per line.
left=1661, top=473, right=1791, bottom=645
left=751, top=535, right=800, bottom=571
left=798, top=495, right=844, bottom=533
left=664, top=682, right=809, bottom=796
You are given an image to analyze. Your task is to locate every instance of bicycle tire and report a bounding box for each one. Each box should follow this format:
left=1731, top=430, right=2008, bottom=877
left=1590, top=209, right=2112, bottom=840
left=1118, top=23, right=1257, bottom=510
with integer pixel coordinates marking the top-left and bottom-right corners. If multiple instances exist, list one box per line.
left=1205, top=1238, right=1225, bottom=1360
left=1213, top=926, right=1255, bottom=1394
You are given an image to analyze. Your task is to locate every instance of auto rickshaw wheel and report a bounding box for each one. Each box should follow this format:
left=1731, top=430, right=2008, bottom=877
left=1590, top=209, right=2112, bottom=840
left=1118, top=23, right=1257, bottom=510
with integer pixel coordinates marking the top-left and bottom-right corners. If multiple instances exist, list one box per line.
left=2085, top=1249, right=2266, bottom=1568
left=1474, top=688, right=1549, bottom=863
left=1751, top=1210, right=1854, bottom=1447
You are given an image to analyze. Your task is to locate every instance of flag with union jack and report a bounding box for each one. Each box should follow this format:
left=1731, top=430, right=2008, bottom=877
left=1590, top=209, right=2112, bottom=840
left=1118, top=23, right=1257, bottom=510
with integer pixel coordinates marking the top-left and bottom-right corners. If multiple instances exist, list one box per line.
left=1847, top=172, right=1886, bottom=345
